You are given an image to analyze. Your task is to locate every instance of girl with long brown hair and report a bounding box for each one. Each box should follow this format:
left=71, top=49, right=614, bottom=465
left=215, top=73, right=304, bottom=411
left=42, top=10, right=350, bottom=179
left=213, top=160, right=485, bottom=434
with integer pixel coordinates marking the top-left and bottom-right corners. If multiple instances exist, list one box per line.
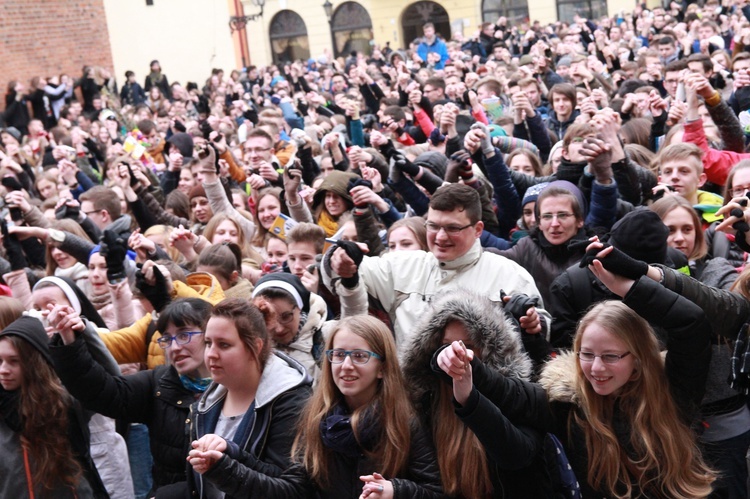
left=401, top=288, right=541, bottom=498
left=292, top=315, right=442, bottom=497
left=0, top=316, right=109, bottom=497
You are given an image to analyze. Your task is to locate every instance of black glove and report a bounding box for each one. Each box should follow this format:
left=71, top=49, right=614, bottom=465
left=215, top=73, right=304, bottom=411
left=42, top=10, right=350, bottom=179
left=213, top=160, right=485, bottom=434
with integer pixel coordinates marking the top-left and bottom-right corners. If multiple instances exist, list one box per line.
left=1, top=177, right=24, bottom=193
left=55, top=203, right=80, bottom=221
left=730, top=207, right=750, bottom=234
left=579, top=243, right=649, bottom=280
left=19, top=236, right=45, bottom=269
left=500, top=290, right=539, bottom=332
left=135, top=265, right=171, bottom=313
left=347, top=178, right=374, bottom=208
left=392, top=153, right=421, bottom=177
left=335, top=240, right=364, bottom=289
left=173, top=120, right=186, bottom=133
left=99, top=230, right=127, bottom=282
left=1, top=221, right=27, bottom=271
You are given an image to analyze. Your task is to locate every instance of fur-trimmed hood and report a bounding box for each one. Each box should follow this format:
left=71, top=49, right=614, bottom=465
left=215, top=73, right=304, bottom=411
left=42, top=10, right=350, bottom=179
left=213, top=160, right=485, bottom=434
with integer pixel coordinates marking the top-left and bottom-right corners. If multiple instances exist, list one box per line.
left=538, top=350, right=580, bottom=406
left=401, top=288, right=533, bottom=407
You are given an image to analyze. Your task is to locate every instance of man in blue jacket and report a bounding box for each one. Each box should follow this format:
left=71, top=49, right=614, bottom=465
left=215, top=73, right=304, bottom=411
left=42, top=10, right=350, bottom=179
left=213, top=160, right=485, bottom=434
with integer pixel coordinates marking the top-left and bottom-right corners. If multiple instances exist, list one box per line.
left=417, top=23, right=449, bottom=70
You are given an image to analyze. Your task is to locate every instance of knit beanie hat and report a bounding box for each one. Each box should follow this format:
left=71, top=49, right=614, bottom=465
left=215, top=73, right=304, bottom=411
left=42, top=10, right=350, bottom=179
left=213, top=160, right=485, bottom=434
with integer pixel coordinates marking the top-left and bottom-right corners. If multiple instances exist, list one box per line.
left=543, top=180, right=588, bottom=217
left=33, top=276, right=108, bottom=329
left=1, top=127, right=22, bottom=143
left=522, top=182, right=549, bottom=207
left=0, top=316, right=53, bottom=366
left=189, top=185, right=207, bottom=201
left=253, top=272, right=311, bottom=313
left=413, top=151, right=448, bottom=179
left=607, top=208, right=669, bottom=264
left=167, top=132, right=195, bottom=159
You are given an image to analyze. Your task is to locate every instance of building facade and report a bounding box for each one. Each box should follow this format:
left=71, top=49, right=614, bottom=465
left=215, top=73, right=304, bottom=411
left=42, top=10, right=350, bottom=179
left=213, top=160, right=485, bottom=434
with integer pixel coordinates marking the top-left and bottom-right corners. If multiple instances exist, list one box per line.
left=238, top=0, right=639, bottom=68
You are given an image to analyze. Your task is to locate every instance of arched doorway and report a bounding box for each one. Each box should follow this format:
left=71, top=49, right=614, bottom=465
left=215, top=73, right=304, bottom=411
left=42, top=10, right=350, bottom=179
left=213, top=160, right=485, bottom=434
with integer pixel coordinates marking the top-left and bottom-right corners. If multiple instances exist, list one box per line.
left=331, top=2, right=373, bottom=58
left=269, top=10, right=310, bottom=64
left=401, top=1, right=450, bottom=49
left=482, top=0, right=529, bottom=25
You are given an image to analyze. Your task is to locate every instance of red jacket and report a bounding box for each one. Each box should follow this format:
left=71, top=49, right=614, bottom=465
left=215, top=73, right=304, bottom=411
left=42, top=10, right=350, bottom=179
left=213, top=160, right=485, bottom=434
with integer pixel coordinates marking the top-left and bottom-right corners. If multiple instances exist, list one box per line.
left=683, top=119, right=750, bottom=187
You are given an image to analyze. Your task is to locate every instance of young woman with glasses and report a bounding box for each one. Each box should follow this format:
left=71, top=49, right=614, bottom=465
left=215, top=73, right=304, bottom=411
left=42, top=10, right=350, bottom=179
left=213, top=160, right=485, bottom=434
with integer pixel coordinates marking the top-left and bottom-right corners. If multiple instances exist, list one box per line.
left=290, top=315, right=443, bottom=498
left=49, top=298, right=214, bottom=495
left=437, top=252, right=716, bottom=498
left=251, top=272, right=328, bottom=379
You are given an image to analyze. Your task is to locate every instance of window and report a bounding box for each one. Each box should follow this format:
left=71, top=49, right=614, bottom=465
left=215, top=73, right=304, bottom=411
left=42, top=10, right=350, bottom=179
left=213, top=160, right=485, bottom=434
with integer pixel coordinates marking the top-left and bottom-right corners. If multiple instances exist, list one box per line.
left=482, top=0, right=528, bottom=25
left=269, top=10, right=310, bottom=64
left=331, top=2, right=373, bottom=58
left=556, top=0, right=607, bottom=24
left=401, top=1, right=450, bottom=49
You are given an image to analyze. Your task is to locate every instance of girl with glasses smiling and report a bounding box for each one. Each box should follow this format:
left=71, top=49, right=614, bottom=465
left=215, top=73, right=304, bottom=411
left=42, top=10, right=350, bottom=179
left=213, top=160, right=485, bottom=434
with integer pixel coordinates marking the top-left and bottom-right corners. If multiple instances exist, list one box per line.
left=437, top=255, right=716, bottom=498
left=49, top=298, right=214, bottom=495
left=290, top=315, right=443, bottom=498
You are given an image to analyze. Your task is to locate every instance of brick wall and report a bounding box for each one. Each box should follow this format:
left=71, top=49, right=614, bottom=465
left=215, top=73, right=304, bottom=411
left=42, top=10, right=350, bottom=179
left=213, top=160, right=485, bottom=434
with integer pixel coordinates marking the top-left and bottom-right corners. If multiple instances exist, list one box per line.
left=0, top=0, right=113, bottom=110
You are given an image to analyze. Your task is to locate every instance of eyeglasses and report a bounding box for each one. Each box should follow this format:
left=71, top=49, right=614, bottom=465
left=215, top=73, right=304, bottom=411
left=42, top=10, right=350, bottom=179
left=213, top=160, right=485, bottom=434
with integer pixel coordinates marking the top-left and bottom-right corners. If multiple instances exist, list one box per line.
left=577, top=351, right=631, bottom=364
left=326, top=349, right=383, bottom=364
left=731, top=185, right=750, bottom=197
left=157, top=331, right=203, bottom=349
left=539, top=212, right=575, bottom=223
left=278, top=306, right=298, bottom=325
left=424, top=221, right=473, bottom=235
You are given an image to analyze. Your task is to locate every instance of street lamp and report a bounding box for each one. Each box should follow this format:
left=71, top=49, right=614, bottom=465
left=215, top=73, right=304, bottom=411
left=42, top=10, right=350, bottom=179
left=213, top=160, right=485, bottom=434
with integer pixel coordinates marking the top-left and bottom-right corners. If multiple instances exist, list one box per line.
left=322, top=0, right=336, bottom=60
left=229, top=0, right=266, bottom=33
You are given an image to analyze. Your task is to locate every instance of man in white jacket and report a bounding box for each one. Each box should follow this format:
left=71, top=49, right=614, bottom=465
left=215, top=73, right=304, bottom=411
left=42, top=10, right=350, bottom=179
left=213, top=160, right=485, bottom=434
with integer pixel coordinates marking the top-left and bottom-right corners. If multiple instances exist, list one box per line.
left=323, top=183, right=549, bottom=353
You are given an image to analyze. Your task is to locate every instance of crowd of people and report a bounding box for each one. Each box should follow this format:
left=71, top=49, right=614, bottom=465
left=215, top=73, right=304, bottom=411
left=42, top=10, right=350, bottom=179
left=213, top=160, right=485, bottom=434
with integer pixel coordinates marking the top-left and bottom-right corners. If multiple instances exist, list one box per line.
left=3, top=1, right=750, bottom=497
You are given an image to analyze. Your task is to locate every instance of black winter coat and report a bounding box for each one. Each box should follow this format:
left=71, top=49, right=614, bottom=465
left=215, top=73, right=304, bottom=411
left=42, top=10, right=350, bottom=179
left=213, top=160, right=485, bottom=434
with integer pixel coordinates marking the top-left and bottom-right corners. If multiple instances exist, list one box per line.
left=51, top=335, right=198, bottom=491
left=312, top=422, right=443, bottom=499
left=498, top=229, right=587, bottom=307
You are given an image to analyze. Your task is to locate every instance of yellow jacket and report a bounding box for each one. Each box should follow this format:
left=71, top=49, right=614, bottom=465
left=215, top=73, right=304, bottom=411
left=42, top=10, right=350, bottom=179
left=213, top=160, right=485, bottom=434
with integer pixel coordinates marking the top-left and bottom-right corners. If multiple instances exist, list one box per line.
left=100, top=273, right=226, bottom=369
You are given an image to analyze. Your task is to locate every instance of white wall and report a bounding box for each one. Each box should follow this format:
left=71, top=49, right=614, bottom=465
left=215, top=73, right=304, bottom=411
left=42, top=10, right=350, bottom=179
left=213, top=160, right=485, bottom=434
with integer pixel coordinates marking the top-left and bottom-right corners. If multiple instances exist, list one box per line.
left=103, top=0, right=238, bottom=88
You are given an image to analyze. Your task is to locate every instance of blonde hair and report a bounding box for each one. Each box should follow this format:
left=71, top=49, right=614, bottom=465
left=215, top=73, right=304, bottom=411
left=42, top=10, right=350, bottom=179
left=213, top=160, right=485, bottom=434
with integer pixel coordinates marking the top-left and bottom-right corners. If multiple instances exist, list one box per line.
left=292, top=316, right=413, bottom=488
left=203, top=213, right=253, bottom=258
left=652, top=143, right=704, bottom=175
left=251, top=187, right=282, bottom=247
left=144, top=225, right=185, bottom=265
left=572, top=302, right=714, bottom=498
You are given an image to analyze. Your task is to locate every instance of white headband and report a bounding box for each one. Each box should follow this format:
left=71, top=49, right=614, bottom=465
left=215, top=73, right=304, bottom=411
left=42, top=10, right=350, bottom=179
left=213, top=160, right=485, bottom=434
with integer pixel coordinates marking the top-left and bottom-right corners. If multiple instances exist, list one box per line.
left=252, top=280, right=303, bottom=310
left=33, top=276, right=82, bottom=314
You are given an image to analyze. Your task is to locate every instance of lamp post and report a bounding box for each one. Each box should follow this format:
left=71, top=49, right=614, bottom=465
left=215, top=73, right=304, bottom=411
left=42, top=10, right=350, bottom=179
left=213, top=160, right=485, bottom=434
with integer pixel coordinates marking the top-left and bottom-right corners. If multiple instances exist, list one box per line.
left=229, top=0, right=266, bottom=68
left=322, top=0, right=336, bottom=61
left=229, top=0, right=266, bottom=33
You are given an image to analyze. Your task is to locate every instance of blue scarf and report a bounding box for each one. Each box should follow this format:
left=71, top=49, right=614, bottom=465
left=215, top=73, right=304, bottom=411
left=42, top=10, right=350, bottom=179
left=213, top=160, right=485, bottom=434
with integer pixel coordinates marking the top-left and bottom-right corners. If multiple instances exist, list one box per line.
left=179, top=375, right=212, bottom=393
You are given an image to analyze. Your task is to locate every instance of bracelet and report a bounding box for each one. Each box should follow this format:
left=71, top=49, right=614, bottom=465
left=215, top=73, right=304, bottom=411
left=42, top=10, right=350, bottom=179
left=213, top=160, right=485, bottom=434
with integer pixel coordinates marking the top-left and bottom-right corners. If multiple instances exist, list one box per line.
left=704, top=91, right=721, bottom=107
